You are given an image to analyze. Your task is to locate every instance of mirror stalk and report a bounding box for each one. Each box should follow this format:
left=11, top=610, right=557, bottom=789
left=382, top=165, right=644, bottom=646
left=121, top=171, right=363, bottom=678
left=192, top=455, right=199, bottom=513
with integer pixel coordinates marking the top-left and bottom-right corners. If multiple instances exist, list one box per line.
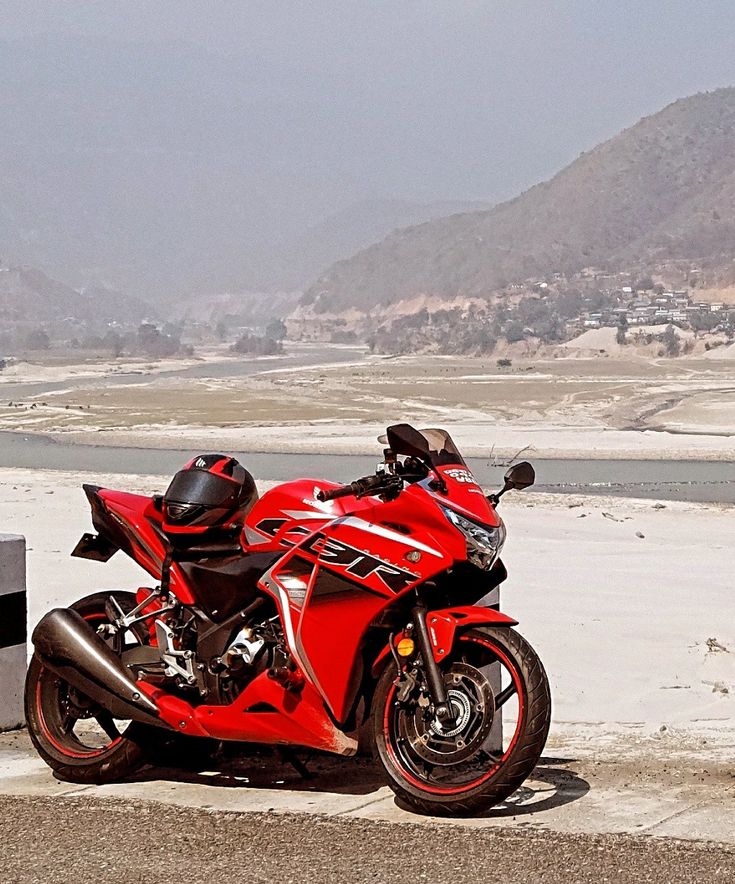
left=487, top=481, right=511, bottom=506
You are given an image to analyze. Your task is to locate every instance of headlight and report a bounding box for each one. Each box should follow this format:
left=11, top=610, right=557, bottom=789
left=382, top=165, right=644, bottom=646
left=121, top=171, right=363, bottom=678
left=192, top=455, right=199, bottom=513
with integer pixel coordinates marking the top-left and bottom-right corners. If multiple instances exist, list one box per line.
left=442, top=507, right=506, bottom=570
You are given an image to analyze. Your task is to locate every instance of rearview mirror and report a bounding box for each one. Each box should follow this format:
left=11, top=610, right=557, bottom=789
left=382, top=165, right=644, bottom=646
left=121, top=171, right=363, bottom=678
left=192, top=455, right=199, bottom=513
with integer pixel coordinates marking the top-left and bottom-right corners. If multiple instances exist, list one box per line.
left=386, top=424, right=431, bottom=459
left=489, top=460, right=535, bottom=504
left=503, top=461, right=535, bottom=491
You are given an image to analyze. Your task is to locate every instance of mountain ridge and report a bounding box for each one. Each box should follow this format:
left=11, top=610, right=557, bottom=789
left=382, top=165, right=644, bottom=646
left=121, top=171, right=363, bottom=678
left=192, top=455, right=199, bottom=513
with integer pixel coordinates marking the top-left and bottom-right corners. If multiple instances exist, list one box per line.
left=304, top=88, right=735, bottom=313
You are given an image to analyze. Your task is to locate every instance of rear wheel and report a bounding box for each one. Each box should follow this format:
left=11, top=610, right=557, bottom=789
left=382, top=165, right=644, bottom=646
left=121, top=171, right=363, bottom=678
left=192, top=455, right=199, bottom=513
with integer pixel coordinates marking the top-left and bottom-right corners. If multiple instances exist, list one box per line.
left=372, top=626, right=550, bottom=816
left=25, top=592, right=147, bottom=784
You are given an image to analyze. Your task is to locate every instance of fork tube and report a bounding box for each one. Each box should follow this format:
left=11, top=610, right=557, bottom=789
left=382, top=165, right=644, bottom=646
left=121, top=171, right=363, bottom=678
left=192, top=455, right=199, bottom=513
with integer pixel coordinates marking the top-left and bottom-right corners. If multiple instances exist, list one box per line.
left=411, top=603, right=453, bottom=723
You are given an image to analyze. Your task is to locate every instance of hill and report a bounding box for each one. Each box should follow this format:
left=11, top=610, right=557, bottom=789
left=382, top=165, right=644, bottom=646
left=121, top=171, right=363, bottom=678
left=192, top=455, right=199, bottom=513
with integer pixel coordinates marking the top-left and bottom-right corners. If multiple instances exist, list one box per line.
left=304, top=89, right=735, bottom=313
left=172, top=290, right=301, bottom=328
left=274, top=198, right=491, bottom=288
left=0, top=265, right=149, bottom=324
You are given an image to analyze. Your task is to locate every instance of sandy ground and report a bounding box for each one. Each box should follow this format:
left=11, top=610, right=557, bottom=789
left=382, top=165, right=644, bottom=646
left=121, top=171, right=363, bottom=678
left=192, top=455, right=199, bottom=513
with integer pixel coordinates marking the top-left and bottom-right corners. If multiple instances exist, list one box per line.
left=2, top=467, right=734, bottom=846
left=0, top=348, right=231, bottom=386
left=1, top=466, right=733, bottom=757
left=2, top=347, right=735, bottom=459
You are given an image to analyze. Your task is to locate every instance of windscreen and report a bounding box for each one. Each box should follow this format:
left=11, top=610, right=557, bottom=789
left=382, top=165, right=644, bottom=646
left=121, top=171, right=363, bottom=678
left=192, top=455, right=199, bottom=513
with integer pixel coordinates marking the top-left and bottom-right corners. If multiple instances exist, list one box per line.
left=418, top=428, right=467, bottom=467
left=385, top=423, right=468, bottom=467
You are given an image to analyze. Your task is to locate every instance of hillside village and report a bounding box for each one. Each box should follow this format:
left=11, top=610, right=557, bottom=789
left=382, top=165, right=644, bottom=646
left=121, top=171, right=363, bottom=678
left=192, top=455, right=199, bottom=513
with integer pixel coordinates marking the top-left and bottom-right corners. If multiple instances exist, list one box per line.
left=575, top=286, right=731, bottom=332
left=287, top=264, right=735, bottom=357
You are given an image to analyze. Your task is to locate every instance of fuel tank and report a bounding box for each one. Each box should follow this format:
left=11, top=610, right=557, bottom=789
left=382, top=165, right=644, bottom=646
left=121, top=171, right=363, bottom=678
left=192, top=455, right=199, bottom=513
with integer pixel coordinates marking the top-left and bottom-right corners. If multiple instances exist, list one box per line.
left=243, top=478, right=373, bottom=550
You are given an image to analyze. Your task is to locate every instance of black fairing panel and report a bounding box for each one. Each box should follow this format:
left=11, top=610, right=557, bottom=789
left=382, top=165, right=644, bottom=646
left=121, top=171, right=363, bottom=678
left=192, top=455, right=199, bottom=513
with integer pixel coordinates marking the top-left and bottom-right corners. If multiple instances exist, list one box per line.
left=432, top=558, right=508, bottom=608
left=178, top=551, right=281, bottom=620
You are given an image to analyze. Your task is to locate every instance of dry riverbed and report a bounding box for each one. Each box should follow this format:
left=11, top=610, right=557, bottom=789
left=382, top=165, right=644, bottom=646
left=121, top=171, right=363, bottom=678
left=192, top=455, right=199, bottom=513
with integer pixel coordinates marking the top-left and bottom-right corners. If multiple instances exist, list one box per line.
left=1, top=349, right=735, bottom=459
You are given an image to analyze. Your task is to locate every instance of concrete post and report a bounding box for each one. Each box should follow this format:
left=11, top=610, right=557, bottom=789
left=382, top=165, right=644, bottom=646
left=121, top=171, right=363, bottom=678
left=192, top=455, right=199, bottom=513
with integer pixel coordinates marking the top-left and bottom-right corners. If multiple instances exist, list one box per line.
left=0, top=533, right=26, bottom=731
left=485, top=586, right=503, bottom=753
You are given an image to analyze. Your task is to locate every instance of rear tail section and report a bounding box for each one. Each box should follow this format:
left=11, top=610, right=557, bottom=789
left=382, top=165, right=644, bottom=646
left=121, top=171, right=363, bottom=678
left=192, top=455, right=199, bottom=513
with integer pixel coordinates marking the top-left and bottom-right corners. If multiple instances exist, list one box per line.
left=72, top=484, right=169, bottom=582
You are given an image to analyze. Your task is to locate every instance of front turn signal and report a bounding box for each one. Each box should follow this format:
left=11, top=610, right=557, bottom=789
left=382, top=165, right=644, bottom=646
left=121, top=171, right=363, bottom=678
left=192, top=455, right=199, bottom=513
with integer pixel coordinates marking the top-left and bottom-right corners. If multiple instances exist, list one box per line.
left=396, top=637, right=415, bottom=657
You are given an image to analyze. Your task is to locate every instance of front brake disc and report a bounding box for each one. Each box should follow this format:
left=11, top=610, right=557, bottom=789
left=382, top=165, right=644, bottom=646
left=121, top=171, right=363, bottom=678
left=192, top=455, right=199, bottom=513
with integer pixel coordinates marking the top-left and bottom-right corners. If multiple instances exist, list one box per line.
left=401, top=662, right=495, bottom=765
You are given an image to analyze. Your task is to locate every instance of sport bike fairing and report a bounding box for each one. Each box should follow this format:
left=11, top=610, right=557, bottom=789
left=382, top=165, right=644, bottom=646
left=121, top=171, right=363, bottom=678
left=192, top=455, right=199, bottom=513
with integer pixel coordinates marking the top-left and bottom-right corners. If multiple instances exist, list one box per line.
left=246, top=454, right=500, bottom=725
left=75, top=427, right=507, bottom=743
left=265, top=502, right=459, bottom=724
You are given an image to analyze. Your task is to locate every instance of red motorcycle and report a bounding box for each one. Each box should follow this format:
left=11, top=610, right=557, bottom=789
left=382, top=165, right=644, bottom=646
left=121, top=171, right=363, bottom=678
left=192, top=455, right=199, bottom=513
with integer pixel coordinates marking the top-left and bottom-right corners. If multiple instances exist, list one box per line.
left=26, top=424, right=550, bottom=816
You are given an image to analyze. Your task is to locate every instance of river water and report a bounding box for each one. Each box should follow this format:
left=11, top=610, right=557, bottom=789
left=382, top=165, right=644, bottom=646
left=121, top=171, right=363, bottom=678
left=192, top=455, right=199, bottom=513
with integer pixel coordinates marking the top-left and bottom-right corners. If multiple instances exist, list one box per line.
left=0, top=431, right=733, bottom=504
left=0, top=346, right=733, bottom=504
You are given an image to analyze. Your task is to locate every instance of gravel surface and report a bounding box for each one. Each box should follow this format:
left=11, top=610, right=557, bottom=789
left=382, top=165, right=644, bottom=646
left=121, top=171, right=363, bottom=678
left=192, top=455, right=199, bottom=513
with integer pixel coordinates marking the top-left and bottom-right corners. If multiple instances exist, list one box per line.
left=2, top=795, right=734, bottom=884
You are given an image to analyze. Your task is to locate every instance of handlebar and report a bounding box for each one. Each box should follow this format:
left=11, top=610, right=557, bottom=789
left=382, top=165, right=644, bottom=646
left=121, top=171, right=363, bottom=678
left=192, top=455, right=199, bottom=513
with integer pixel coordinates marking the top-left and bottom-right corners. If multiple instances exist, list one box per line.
left=316, top=473, right=399, bottom=503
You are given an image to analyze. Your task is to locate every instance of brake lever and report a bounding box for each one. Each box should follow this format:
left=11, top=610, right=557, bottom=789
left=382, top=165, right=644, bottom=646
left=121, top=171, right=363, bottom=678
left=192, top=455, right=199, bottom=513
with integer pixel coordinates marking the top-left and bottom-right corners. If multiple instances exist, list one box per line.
left=379, top=474, right=405, bottom=501
left=354, top=474, right=403, bottom=501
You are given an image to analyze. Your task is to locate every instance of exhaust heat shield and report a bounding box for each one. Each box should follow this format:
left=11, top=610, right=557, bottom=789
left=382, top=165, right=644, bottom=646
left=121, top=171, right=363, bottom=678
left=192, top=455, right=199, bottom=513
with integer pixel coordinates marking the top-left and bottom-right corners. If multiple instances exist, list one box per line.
left=32, top=608, right=163, bottom=727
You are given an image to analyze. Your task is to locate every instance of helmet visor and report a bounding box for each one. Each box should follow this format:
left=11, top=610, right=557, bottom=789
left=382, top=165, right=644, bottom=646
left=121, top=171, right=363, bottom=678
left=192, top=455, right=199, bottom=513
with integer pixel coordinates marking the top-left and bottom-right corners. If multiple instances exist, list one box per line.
left=165, top=469, right=239, bottom=508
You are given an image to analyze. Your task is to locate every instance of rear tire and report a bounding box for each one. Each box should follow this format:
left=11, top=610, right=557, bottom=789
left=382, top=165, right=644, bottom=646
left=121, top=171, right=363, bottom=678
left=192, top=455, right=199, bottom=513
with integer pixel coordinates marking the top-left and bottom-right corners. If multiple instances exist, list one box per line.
left=25, top=592, right=148, bottom=784
left=372, top=626, right=550, bottom=816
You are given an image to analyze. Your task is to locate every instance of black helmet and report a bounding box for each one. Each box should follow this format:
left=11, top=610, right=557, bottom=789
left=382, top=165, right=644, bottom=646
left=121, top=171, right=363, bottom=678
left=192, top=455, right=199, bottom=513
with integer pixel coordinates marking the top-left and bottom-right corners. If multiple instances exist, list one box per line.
left=162, top=454, right=258, bottom=537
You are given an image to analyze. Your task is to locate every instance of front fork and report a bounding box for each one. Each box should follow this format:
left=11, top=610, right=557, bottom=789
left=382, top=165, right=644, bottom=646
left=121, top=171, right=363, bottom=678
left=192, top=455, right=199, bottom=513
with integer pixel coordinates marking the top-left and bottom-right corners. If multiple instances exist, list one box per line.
left=411, top=602, right=455, bottom=725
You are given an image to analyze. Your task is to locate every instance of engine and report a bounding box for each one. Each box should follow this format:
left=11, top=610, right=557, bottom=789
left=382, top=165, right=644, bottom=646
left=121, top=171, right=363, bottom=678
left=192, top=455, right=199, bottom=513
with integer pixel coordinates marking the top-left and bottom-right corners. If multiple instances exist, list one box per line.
left=117, top=585, right=303, bottom=704
left=215, top=616, right=284, bottom=702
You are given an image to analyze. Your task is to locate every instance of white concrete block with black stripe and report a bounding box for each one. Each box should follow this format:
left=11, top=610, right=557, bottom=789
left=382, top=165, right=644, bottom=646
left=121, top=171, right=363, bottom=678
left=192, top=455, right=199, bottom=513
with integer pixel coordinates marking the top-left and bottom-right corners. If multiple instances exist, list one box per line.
left=0, top=533, right=26, bottom=731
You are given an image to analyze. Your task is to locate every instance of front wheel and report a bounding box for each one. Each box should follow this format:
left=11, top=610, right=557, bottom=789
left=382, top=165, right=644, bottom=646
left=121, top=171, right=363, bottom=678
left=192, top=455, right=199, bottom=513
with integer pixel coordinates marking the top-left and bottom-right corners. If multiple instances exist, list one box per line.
left=372, top=626, right=551, bottom=816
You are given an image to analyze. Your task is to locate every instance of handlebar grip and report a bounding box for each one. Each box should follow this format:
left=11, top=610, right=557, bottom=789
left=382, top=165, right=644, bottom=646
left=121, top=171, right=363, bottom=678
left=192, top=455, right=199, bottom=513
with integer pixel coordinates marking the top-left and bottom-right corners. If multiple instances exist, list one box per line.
left=316, top=474, right=386, bottom=502
left=316, top=483, right=358, bottom=502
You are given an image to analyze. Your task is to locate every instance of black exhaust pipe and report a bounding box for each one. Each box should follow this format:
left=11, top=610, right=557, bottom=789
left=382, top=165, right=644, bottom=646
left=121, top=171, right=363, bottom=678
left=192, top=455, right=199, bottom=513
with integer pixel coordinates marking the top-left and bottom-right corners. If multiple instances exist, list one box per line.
left=32, top=608, right=165, bottom=727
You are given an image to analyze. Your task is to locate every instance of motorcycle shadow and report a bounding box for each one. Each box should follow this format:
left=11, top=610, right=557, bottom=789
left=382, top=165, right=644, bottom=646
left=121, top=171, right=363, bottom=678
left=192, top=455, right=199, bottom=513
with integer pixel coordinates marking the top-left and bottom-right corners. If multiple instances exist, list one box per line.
left=461, top=756, right=591, bottom=819
left=129, top=747, right=386, bottom=796
left=383, top=756, right=590, bottom=818
left=126, top=751, right=589, bottom=814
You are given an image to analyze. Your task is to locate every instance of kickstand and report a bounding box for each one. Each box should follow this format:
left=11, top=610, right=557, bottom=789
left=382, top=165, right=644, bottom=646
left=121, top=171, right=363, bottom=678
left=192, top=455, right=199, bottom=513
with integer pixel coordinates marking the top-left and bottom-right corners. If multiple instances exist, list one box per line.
left=279, top=748, right=313, bottom=780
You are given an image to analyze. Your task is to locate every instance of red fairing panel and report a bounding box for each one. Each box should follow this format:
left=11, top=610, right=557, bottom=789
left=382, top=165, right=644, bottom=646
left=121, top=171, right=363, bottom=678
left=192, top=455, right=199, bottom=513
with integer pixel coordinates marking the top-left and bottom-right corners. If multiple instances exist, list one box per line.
left=243, top=479, right=374, bottom=551
left=292, top=507, right=459, bottom=723
left=97, top=489, right=196, bottom=604
left=246, top=476, right=482, bottom=724
left=138, top=672, right=356, bottom=754
left=433, top=465, right=501, bottom=526
left=97, top=490, right=165, bottom=575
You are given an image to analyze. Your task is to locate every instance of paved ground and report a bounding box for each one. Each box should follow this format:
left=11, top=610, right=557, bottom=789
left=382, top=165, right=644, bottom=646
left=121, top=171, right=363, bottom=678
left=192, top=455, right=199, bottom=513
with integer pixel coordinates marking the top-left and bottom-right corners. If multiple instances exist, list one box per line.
left=2, top=793, right=734, bottom=884
left=2, top=728, right=735, bottom=850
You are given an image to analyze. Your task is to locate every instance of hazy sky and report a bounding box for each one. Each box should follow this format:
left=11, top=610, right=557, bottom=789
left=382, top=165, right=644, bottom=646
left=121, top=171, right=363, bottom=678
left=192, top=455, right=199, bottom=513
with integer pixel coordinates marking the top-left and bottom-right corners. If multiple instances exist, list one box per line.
left=3, top=2, right=735, bottom=294
left=5, top=0, right=735, bottom=205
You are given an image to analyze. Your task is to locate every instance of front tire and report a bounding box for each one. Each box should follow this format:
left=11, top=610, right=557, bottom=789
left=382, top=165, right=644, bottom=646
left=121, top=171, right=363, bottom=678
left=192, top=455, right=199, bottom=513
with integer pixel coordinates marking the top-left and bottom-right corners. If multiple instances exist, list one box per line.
left=372, top=626, right=551, bottom=816
left=25, top=592, right=147, bottom=784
